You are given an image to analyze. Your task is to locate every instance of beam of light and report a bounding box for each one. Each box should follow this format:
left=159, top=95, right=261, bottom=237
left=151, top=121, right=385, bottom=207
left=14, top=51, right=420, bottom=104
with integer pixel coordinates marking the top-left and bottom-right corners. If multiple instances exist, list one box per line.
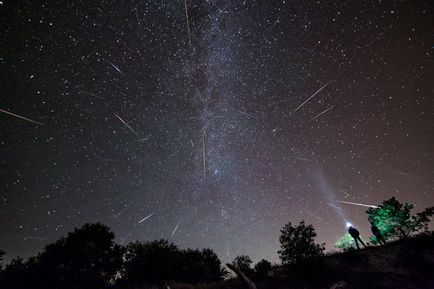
left=326, top=202, right=345, bottom=211
left=311, top=105, right=334, bottom=120
left=314, top=169, right=348, bottom=225
left=107, top=60, right=125, bottom=76
left=138, top=212, right=155, bottom=224
left=183, top=0, right=192, bottom=47
left=171, top=221, right=180, bottom=236
left=346, top=222, right=352, bottom=228
left=293, top=81, right=331, bottom=112
left=337, top=200, right=379, bottom=208
left=114, top=113, right=138, bottom=135
left=0, top=108, right=43, bottom=125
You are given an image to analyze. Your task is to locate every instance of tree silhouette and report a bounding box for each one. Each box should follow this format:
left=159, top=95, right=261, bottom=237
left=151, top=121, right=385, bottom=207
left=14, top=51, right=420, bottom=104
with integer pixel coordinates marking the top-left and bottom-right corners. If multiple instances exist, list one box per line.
left=367, top=197, right=434, bottom=241
left=1, top=226, right=226, bottom=288
left=232, top=255, right=252, bottom=272
left=122, top=239, right=225, bottom=285
left=36, top=223, right=123, bottom=289
left=179, top=248, right=226, bottom=283
left=278, top=221, right=325, bottom=265
left=0, top=249, right=5, bottom=270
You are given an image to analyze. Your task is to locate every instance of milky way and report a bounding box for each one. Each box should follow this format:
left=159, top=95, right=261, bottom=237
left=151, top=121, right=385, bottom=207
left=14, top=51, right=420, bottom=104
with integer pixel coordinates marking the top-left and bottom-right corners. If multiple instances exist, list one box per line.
left=0, top=1, right=433, bottom=263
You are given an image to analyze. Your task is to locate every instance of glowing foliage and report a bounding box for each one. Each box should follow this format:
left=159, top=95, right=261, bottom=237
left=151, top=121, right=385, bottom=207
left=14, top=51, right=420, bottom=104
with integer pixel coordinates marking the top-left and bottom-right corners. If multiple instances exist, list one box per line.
left=335, top=233, right=356, bottom=251
left=366, top=197, right=434, bottom=241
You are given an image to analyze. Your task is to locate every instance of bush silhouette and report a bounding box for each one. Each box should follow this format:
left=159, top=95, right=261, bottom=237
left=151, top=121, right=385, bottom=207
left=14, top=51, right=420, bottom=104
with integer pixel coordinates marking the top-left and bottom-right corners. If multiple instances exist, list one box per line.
left=122, top=239, right=180, bottom=285
left=1, top=257, right=33, bottom=289
left=254, top=259, right=272, bottom=279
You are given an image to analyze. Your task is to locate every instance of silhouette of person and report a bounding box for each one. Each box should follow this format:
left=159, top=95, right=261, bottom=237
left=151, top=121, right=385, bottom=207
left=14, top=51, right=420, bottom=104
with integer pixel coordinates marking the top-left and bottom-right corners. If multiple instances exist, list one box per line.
left=370, top=223, right=386, bottom=245
left=348, top=226, right=366, bottom=249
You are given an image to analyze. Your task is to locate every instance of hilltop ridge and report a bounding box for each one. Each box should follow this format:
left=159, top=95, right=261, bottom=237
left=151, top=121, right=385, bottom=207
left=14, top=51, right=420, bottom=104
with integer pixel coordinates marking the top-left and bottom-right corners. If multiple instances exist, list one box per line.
left=187, top=233, right=434, bottom=289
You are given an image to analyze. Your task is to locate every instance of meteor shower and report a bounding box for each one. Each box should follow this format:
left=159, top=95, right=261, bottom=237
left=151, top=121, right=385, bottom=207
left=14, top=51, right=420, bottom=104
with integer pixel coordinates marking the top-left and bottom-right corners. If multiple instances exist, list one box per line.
left=1, top=1, right=433, bottom=289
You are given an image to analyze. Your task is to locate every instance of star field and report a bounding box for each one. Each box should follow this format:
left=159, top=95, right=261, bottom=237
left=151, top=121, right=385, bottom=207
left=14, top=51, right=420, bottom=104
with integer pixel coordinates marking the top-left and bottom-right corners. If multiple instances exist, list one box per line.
left=0, top=0, right=433, bottom=263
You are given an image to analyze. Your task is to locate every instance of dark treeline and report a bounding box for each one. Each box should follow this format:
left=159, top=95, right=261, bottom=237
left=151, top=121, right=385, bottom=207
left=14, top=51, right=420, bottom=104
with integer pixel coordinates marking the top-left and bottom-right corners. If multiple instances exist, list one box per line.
left=0, top=223, right=227, bottom=289
left=1, top=196, right=432, bottom=289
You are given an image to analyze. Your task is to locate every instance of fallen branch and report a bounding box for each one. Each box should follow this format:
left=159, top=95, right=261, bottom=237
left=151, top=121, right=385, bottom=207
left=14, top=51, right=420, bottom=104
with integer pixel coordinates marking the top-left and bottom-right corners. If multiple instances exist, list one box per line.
left=226, top=263, right=257, bottom=289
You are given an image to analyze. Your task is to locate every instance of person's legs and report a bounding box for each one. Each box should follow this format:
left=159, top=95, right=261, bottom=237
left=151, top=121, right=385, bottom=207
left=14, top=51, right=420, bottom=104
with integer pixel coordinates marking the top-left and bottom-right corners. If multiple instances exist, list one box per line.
left=375, top=235, right=382, bottom=245
left=354, top=238, right=360, bottom=249
left=358, top=237, right=366, bottom=247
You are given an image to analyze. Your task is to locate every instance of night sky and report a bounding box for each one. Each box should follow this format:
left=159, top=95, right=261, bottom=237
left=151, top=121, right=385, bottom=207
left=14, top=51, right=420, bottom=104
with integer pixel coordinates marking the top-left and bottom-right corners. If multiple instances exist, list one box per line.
left=1, top=1, right=433, bottom=264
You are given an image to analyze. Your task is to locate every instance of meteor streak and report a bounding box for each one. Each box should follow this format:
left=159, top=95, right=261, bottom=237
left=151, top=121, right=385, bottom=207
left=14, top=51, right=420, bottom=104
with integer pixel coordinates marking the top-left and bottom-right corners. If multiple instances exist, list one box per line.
left=23, top=236, right=48, bottom=241
left=0, top=108, right=43, bottom=125
left=337, top=200, right=378, bottom=208
left=171, top=222, right=180, bottom=236
left=183, top=0, right=192, bottom=47
left=136, top=137, right=149, bottom=142
left=238, top=110, right=258, bottom=119
left=202, top=128, right=206, bottom=179
left=296, top=157, right=312, bottom=162
left=114, top=113, right=138, bottom=135
left=311, top=105, right=334, bottom=120
left=138, top=212, right=155, bottom=223
left=294, top=81, right=331, bottom=112
left=107, top=60, right=125, bottom=75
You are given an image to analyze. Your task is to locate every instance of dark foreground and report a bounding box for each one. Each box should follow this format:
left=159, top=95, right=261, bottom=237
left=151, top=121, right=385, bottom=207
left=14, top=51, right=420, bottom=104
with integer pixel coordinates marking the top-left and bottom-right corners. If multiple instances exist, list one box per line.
left=185, top=234, right=434, bottom=289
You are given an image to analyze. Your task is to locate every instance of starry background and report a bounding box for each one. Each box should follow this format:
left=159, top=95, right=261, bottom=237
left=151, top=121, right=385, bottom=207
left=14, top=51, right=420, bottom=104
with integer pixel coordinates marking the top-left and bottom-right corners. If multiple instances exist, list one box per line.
left=0, top=0, right=433, bottom=264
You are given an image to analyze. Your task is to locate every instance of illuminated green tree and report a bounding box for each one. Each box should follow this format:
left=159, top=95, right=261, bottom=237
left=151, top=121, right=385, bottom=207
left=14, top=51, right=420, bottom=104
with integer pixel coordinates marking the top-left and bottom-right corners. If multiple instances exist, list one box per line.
left=335, top=233, right=356, bottom=252
left=366, top=197, right=434, bottom=241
